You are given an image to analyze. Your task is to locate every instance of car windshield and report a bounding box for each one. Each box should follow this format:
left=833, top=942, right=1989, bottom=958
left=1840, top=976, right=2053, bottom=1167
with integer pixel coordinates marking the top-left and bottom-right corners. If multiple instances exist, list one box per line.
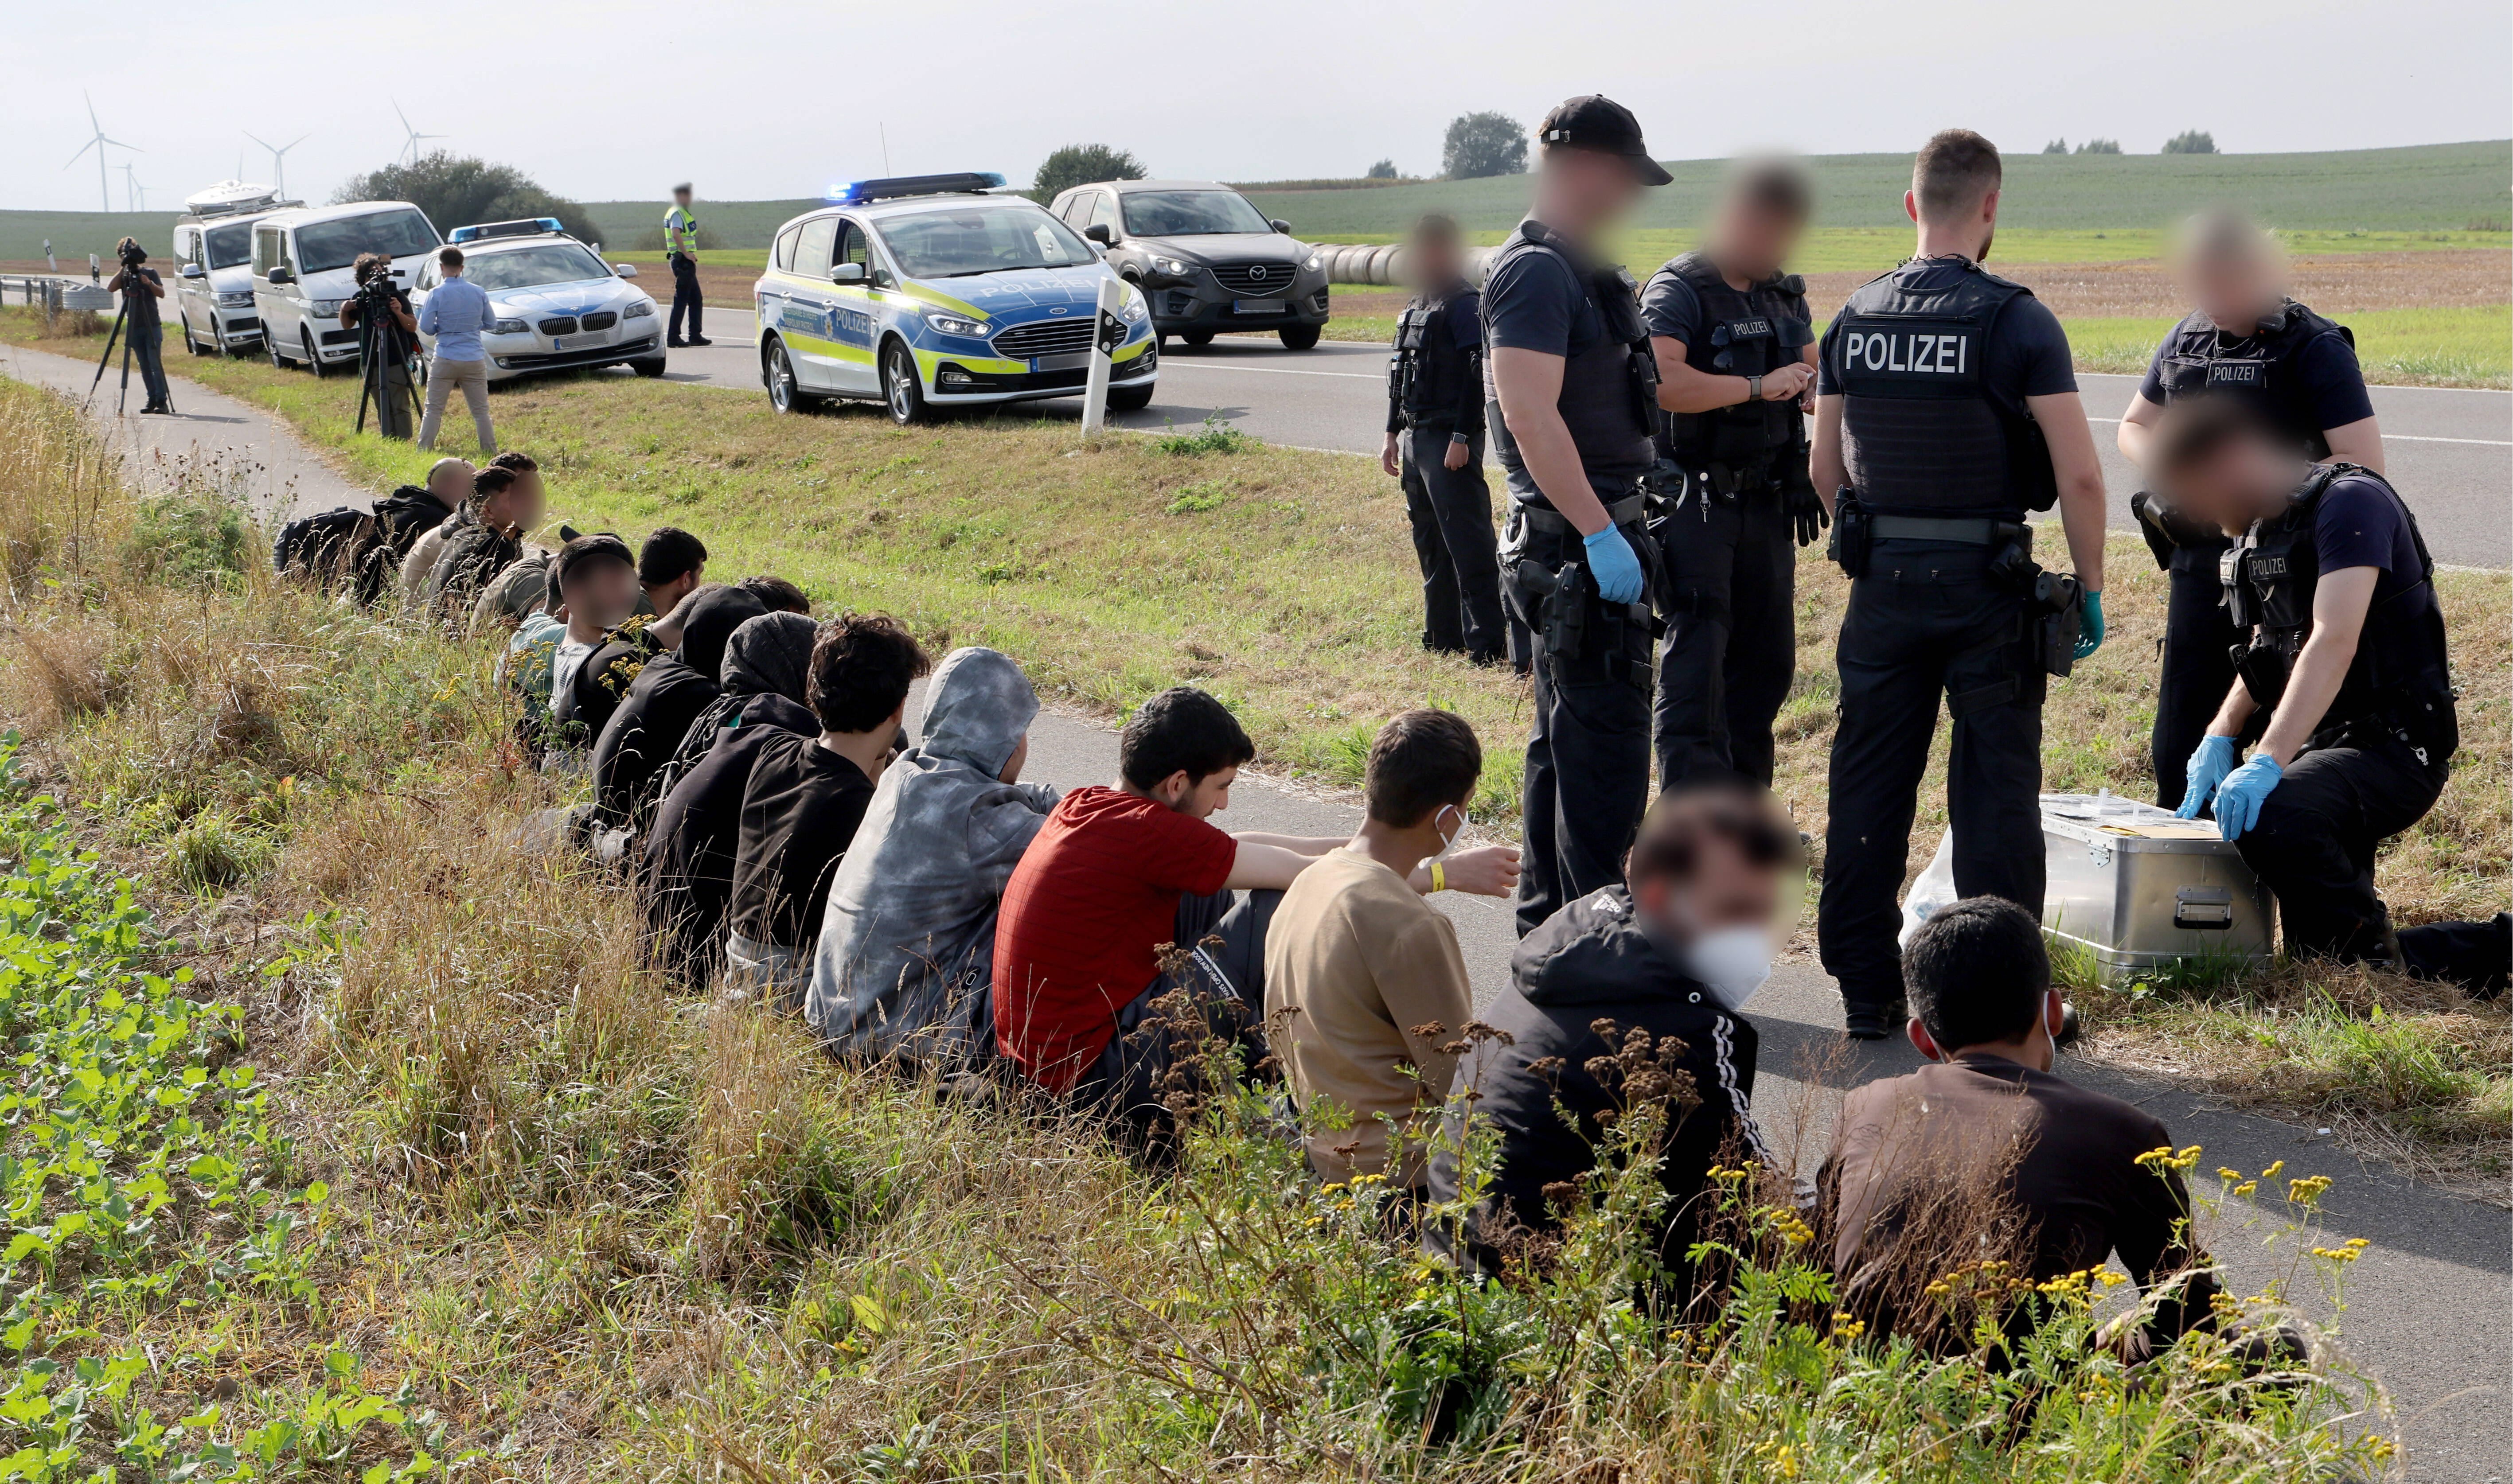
left=465, top=243, right=612, bottom=291
left=1120, top=190, right=1272, bottom=237
left=204, top=222, right=253, bottom=270
left=874, top=205, right=1094, bottom=279
left=294, top=209, right=440, bottom=274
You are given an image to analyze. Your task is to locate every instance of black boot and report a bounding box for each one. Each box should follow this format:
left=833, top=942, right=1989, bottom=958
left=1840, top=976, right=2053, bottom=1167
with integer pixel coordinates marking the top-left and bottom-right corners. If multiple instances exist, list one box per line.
left=1843, top=998, right=1906, bottom=1042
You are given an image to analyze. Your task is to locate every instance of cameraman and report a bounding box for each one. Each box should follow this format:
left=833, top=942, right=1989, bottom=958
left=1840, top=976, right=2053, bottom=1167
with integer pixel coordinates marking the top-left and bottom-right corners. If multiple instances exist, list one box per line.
left=341, top=253, right=418, bottom=440
left=103, top=238, right=171, bottom=415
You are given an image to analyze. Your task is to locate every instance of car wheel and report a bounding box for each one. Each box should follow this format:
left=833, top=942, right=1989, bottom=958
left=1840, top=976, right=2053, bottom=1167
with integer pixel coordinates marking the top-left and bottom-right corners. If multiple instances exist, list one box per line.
left=1108, top=382, right=1156, bottom=412
left=631, top=355, right=668, bottom=379
left=1279, top=323, right=1322, bottom=351
left=1180, top=329, right=1215, bottom=348
left=765, top=339, right=815, bottom=413
left=181, top=316, right=205, bottom=355
left=881, top=339, right=929, bottom=425
left=304, top=331, right=328, bottom=377
left=267, top=331, right=287, bottom=369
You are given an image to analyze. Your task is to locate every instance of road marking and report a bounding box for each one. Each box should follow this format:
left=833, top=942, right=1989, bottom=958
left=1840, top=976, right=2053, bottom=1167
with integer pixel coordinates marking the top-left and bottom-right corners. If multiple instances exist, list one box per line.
left=2085, top=414, right=2512, bottom=447
left=1157, top=358, right=1385, bottom=381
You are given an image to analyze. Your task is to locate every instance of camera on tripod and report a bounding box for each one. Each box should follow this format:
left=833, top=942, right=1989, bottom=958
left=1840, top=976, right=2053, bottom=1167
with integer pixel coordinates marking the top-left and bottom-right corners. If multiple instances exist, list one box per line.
left=117, top=240, right=148, bottom=270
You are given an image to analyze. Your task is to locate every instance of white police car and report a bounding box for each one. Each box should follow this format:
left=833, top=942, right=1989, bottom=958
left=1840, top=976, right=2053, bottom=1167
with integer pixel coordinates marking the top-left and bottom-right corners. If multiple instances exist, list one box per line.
left=412, top=218, right=665, bottom=383
left=753, top=173, right=1156, bottom=423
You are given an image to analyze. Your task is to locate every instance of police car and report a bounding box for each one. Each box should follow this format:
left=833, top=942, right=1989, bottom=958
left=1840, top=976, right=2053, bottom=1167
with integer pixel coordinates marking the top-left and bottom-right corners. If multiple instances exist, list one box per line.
left=411, top=218, right=666, bottom=383
left=753, top=173, right=1156, bottom=423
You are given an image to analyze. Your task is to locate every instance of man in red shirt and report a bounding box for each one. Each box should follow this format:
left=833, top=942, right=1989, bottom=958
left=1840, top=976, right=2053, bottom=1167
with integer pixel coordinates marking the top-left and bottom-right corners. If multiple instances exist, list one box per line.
left=994, top=688, right=1517, bottom=1135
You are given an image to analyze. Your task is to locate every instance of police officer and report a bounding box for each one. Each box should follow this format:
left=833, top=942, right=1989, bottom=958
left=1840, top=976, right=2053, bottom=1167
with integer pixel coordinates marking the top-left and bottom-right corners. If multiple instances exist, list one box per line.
left=1485, top=95, right=1670, bottom=936
left=2116, top=210, right=2382, bottom=809
left=1811, top=130, right=2111, bottom=1039
left=664, top=183, right=710, bottom=348
left=1381, top=212, right=1503, bottom=665
left=1643, top=159, right=1822, bottom=788
left=2140, top=396, right=2501, bottom=991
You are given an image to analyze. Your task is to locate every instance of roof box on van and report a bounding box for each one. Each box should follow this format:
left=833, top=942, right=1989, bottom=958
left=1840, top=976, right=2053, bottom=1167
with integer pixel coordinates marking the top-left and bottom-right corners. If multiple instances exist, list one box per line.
left=183, top=180, right=300, bottom=218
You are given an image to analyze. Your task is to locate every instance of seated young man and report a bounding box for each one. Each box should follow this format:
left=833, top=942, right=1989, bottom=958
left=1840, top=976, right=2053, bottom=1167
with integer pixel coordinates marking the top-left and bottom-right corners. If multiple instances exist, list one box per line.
left=808, top=647, right=1059, bottom=1067
left=427, top=458, right=545, bottom=624
left=992, top=686, right=1514, bottom=1137
left=721, top=615, right=931, bottom=1009
left=1817, top=897, right=2217, bottom=1359
left=1425, top=775, right=1796, bottom=1286
left=2149, top=396, right=2502, bottom=994
left=395, top=456, right=476, bottom=606
left=592, top=584, right=764, bottom=831
left=638, top=526, right=709, bottom=618
left=535, top=535, right=642, bottom=760
left=1267, top=709, right=1504, bottom=1190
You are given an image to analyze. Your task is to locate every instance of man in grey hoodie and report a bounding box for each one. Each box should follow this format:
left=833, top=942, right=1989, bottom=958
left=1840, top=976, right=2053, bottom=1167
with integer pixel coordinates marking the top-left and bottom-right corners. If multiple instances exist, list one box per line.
left=807, top=648, right=1058, bottom=1066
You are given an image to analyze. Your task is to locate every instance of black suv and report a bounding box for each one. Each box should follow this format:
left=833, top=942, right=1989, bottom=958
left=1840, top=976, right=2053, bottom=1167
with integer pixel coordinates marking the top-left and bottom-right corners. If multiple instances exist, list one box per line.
left=1048, top=179, right=1329, bottom=350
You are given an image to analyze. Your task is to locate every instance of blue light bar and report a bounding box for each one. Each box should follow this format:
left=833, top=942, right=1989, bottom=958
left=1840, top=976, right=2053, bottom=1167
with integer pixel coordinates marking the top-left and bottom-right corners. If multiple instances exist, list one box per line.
left=449, top=216, right=566, bottom=244
left=823, top=172, right=1006, bottom=206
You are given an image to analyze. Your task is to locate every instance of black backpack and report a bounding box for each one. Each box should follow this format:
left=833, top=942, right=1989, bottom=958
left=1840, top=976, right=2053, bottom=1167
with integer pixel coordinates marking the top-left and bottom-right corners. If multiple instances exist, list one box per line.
left=272, top=506, right=379, bottom=600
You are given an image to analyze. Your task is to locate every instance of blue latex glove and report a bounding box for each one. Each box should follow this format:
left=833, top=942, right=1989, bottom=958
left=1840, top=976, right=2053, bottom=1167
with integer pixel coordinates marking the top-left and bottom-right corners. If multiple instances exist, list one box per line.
left=2074, top=589, right=2105, bottom=659
left=2212, top=752, right=2283, bottom=841
left=1583, top=524, right=1646, bottom=604
left=2174, top=734, right=2239, bottom=818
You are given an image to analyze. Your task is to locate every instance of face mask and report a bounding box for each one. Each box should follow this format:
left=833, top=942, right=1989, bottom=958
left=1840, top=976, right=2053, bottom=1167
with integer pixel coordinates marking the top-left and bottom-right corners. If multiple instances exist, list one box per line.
left=1686, top=924, right=1774, bottom=1013
left=1432, top=804, right=1466, bottom=857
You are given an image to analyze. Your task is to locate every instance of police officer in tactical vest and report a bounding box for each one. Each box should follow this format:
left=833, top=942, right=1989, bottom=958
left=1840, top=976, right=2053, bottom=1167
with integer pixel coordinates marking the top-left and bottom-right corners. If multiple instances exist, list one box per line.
left=1485, top=95, right=1671, bottom=936
left=1811, top=130, right=2112, bottom=1039
left=2141, top=396, right=2501, bottom=992
left=1643, top=159, right=1822, bottom=788
left=2116, top=210, right=2382, bottom=809
left=1382, top=212, right=1503, bottom=665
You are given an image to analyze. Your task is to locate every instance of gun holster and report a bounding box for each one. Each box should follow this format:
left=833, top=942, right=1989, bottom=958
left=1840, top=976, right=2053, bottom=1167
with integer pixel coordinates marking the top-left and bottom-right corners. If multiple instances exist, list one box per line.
left=1515, top=557, right=1590, bottom=665
left=2033, top=569, right=2083, bottom=679
left=1827, top=490, right=1870, bottom=577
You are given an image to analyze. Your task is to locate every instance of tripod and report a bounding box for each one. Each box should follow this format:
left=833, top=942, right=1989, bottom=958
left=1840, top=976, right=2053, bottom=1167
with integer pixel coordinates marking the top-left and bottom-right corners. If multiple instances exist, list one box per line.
left=82, top=269, right=174, bottom=417
left=352, top=288, right=422, bottom=439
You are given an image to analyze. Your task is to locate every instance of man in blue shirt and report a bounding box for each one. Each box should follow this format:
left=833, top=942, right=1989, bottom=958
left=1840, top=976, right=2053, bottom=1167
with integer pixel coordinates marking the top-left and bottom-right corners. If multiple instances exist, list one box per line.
left=417, top=245, right=498, bottom=455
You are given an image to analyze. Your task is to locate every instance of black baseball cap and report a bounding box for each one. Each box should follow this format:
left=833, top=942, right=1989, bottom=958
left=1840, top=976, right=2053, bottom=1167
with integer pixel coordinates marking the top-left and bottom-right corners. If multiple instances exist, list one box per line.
left=1537, top=95, right=1673, bottom=186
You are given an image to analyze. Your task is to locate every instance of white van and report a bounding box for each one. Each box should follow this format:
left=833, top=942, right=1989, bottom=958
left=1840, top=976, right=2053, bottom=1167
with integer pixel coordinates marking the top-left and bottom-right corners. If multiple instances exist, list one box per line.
left=172, top=181, right=301, bottom=357
left=249, top=201, right=442, bottom=374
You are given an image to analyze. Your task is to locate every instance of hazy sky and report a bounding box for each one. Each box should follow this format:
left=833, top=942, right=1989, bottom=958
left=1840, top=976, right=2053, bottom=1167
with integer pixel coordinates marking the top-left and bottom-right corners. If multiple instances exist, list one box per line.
left=8, top=0, right=2508, bottom=212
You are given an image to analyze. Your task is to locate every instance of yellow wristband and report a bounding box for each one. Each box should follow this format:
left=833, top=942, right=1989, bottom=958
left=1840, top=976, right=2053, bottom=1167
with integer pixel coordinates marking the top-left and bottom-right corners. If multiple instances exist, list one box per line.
left=1430, top=861, right=1446, bottom=893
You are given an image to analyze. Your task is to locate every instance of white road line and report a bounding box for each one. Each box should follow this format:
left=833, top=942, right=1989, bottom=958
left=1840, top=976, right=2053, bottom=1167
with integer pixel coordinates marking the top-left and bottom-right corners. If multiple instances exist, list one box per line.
left=2082, top=414, right=2511, bottom=447
left=1158, top=359, right=1385, bottom=381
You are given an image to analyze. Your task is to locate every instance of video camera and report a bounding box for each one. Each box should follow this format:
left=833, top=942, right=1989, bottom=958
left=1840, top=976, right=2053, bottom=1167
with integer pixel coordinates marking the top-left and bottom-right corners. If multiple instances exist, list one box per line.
left=117, top=240, right=147, bottom=269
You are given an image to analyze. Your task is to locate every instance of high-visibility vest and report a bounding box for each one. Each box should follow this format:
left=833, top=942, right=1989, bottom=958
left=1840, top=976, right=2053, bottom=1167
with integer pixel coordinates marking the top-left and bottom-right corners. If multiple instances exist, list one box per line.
left=663, top=206, right=698, bottom=257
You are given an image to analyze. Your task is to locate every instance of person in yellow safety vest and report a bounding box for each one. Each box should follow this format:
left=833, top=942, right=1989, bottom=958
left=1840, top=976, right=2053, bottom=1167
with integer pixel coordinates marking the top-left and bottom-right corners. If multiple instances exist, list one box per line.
left=664, top=183, right=709, bottom=348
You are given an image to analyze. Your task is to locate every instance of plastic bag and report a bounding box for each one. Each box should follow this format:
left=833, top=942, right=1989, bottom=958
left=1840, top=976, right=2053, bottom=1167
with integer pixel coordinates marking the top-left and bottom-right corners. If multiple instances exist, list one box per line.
left=1898, top=832, right=1957, bottom=950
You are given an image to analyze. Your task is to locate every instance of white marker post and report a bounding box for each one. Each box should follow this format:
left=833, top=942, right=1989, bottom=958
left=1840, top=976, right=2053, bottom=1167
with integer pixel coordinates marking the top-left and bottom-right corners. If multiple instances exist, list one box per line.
left=1079, top=276, right=1124, bottom=440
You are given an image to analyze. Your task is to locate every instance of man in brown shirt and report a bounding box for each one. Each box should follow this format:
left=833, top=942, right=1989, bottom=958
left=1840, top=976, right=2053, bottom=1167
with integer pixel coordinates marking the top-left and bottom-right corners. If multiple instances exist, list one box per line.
left=1264, top=710, right=1514, bottom=1188
left=1818, top=897, right=2218, bottom=1358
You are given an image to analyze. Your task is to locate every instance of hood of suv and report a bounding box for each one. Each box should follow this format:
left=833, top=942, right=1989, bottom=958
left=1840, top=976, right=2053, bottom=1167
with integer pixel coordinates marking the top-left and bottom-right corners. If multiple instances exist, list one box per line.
left=1128, top=231, right=1306, bottom=269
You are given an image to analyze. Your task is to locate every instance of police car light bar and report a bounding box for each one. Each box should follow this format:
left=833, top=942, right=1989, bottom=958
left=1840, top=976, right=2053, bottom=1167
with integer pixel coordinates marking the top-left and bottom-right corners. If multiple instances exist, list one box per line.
left=824, top=172, right=1007, bottom=205
left=448, top=217, right=566, bottom=244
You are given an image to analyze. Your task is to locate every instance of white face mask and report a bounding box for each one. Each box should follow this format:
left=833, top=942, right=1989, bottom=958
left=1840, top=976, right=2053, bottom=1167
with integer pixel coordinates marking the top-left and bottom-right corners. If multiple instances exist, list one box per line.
left=1432, top=804, right=1465, bottom=857
left=1686, top=924, right=1775, bottom=1013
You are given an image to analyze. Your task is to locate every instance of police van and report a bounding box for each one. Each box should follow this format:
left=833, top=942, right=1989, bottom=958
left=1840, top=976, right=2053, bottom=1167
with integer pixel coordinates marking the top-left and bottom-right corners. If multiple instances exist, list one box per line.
left=753, top=173, right=1156, bottom=423
left=250, top=200, right=443, bottom=374
left=172, top=181, right=302, bottom=357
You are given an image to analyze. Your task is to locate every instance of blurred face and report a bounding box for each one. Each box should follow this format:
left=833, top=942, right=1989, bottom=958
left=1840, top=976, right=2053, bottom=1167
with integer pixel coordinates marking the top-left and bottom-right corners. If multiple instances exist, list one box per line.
left=2162, top=435, right=2293, bottom=535
left=1545, top=147, right=1647, bottom=232
left=560, top=560, right=640, bottom=631
left=1406, top=233, right=1463, bottom=290
left=1636, top=830, right=1784, bottom=945
left=2184, top=248, right=2282, bottom=333
left=1711, top=199, right=1804, bottom=281
left=427, top=460, right=475, bottom=503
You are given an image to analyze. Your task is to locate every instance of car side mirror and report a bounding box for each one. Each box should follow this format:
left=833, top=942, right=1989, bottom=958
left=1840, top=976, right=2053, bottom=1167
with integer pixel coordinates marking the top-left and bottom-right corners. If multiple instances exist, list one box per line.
left=266, top=267, right=295, bottom=286
left=830, top=262, right=867, bottom=284
left=1083, top=223, right=1112, bottom=246
left=613, top=262, right=639, bottom=278
left=1269, top=218, right=1292, bottom=234
left=180, top=263, right=206, bottom=279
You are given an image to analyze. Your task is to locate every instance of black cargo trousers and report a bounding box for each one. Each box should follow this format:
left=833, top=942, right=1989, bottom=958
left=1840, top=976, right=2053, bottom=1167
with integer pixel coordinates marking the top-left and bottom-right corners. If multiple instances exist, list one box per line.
left=2151, top=536, right=2246, bottom=807
left=1651, top=478, right=1798, bottom=788
left=1503, top=494, right=1658, bottom=938
left=2234, top=734, right=2445, bottom=965
left=1400, top=427, right=1505, bottom=663
left=1817, top=540, right=2048, bottom=1013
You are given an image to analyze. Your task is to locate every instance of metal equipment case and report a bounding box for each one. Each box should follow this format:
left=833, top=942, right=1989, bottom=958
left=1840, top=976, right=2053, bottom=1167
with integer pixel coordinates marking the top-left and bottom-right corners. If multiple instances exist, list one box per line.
left=2038, top=792, right=2276, bottom=983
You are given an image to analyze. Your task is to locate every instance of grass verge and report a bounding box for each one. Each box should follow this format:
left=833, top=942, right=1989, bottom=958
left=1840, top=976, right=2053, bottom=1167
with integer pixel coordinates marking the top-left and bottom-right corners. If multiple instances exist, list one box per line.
left=3, top=308, right=2505, bottom=1192
left=0, top=370, right=2417, bottom=1482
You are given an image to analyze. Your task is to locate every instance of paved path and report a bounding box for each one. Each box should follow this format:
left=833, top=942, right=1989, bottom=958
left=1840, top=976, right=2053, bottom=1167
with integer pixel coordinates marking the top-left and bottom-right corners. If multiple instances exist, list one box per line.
left=665, top=308, right=2513, bottom=570
left=4, top=340, right=2505, bottom=1481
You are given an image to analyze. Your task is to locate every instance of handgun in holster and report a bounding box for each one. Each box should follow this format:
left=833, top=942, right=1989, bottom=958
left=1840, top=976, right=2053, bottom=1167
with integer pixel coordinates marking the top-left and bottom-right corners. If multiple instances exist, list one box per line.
left=2032, top=569, right=2083, bottom=679
left=1515, top=558, right=1589, bottom=663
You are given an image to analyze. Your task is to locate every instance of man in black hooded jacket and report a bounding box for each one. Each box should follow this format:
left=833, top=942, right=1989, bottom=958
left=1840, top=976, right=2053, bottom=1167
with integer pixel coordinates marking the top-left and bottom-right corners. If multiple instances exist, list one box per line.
left=593, top=585, right=764, bottom=830
left=1427, top=776, right=1799, bottom=1289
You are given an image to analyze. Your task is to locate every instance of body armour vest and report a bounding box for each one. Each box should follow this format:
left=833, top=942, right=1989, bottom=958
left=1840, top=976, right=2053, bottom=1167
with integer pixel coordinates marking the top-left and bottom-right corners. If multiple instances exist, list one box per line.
left=2223, top=464, right=2457, bottom=762
left=1486, top=220, right=1658, bottom=495
left=2151, top=299, right=2354, bottom=460
left=1393, top=284, right=1479, bottom=430
left=1831, top=259, right=2058, bottom=519
left=1655, top=251, right=1813, bottom=480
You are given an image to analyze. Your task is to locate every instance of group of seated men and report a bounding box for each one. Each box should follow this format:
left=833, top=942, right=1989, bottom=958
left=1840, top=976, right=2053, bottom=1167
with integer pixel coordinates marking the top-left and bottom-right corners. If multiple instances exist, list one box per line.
left=363, top=452, right=2223, bottom=1356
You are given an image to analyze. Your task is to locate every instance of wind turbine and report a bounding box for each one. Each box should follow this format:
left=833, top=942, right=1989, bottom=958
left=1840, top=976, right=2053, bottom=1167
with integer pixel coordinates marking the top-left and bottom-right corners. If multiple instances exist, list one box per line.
left=63, top=92, right=138, bottom=213
left=246, top=132, right=309, bottom=200
left=392, top=101, right=444, bottom=166
left=118, top=162, right=148, bottom=213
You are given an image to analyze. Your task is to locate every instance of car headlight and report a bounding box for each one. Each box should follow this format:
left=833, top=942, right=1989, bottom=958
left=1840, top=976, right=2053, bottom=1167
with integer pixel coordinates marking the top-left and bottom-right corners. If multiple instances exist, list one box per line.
left=1118, top=292, right=1147, bottom=323
left=1304, top=253, right=1323, bottom=273
left=924, top=312, right=989, bottom=338
left=1151, top=256, right=1192, bottom=277
left=309, top=298, right=345, bottom=316
left=488, top=317, right=529, bottom=335
left=217, top=290, right=254, bottom=308
left=623, top=300, right=654, bottom=319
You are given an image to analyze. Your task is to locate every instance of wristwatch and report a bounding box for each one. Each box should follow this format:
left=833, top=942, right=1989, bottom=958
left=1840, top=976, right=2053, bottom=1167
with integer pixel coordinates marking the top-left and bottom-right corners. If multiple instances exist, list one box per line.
left=1747, top=374, right=1764, bottom=402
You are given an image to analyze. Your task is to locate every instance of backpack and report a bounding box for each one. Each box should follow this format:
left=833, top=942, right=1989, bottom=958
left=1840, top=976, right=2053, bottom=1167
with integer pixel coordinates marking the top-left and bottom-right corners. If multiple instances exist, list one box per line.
left=272, top=507, right=379, bottom=599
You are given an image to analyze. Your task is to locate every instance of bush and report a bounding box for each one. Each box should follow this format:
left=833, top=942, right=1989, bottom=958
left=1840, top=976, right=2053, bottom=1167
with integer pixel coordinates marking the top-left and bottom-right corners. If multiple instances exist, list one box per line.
left=333, top=151, right=599, bottom=245
left=1443, top=112, right=1528, bottom=180
left=2163, top=130, right=2220, bottom=155
left=121, top=489, right=254, bottom=589
left=1366, top=158, right=1398, bottom=180
left=1032, top=144, right=1146, bottom=203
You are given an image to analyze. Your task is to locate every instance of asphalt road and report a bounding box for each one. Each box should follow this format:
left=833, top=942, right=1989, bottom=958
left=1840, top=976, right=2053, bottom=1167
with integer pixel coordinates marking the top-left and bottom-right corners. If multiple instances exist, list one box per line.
left=4, top=338, right=2506, bottom=1480
left=660, top=308, right=2513, bottom=571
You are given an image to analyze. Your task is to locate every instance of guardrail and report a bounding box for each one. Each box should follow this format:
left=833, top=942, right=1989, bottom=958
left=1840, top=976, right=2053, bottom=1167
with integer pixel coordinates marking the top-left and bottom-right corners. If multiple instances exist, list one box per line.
left=2, top=275, right=117, bottom=334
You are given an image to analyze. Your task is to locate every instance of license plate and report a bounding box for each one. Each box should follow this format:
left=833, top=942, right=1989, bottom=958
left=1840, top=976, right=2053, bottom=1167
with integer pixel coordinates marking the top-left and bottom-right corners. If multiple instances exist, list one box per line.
left=1233, top=298, right=1285, bottom=315
left=1032, top=351, right=1091, bottom=372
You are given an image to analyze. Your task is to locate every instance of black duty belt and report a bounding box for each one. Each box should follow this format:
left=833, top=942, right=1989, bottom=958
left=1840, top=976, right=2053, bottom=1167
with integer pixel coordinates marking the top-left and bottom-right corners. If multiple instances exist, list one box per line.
left=1869, top=514, right=2013, bottom=546
left=1519, top=493, right=1647, bottom=536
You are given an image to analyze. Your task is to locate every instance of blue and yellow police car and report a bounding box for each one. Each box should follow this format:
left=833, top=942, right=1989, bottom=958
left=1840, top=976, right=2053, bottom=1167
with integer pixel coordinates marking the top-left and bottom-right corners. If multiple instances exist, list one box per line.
left=753, top=172, right=1157, bottom=424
